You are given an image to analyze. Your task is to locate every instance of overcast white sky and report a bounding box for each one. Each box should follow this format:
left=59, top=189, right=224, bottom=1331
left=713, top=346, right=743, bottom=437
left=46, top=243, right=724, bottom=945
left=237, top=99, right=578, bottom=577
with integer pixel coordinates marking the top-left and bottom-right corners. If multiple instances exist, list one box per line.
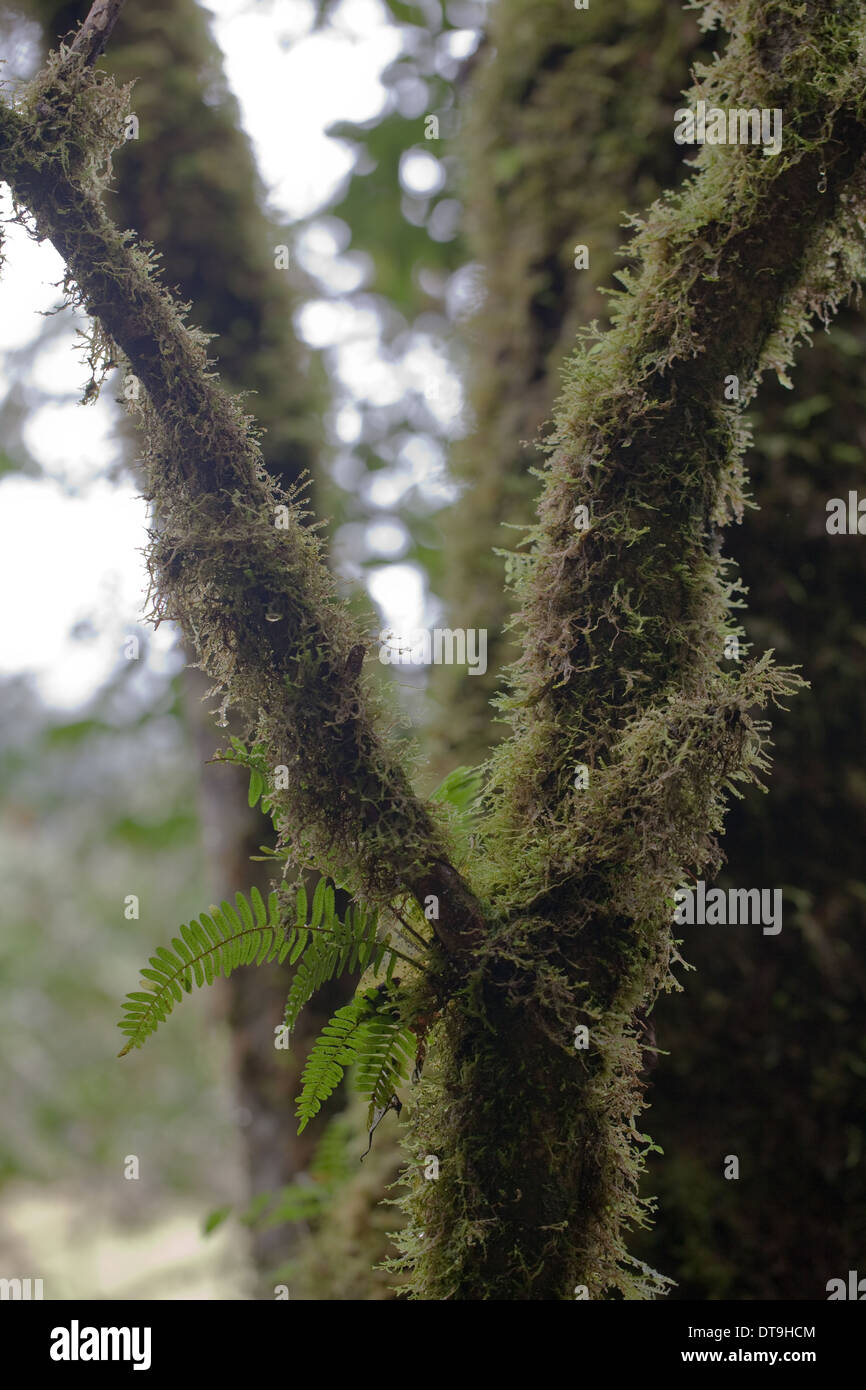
left=0, top=0, right=468, bottom=707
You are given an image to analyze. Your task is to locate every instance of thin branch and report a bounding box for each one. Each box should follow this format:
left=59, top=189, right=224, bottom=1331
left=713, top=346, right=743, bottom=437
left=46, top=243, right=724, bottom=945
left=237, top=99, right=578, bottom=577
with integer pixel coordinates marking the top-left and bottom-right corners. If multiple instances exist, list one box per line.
left=68, top=0, right=128, bottom=68
left=391, top=906, right=430, bottom=952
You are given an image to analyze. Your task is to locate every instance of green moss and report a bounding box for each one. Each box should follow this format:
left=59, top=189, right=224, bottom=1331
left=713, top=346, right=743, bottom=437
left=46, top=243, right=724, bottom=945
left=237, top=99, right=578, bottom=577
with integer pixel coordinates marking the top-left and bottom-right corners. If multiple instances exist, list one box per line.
left=428, top=0, right=705, bottom=772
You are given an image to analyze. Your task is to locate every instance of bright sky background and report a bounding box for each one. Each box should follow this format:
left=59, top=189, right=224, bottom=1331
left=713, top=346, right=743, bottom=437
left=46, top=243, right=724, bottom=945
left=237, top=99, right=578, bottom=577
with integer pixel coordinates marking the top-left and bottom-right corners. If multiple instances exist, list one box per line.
left=0, top=0, right=468, bottom=708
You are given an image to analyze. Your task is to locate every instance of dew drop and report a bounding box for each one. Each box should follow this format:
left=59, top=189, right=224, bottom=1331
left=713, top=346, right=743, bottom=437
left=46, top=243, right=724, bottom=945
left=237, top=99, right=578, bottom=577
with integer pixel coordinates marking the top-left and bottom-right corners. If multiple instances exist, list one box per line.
left=817, top=168, right=828, bottom=194
left=265, top=611, right=282, bottom=623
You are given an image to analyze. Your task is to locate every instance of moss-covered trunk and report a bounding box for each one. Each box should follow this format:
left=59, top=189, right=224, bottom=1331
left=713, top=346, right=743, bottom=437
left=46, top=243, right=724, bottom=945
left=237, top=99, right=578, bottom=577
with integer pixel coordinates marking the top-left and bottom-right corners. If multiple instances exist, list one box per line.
left=398, top=0, right=866, bottom=1298
left=430, top=0, right=702, bottom=772
left=436, top=0, right=866, bottom=1299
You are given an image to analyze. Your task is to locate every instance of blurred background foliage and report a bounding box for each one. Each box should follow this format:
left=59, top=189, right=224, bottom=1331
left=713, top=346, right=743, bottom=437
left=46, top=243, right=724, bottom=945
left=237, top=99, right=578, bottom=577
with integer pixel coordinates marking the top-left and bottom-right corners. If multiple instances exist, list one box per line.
left=0, top=661, right=251, bottom=1296
left=0, top=0, right=863, bottom=1299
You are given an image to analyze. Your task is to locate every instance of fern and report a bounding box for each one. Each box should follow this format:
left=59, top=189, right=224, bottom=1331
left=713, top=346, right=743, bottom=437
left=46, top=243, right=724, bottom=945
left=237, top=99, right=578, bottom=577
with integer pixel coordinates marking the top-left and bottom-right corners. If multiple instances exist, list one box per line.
left=284, top=894, right=401, bottom=1033
left=203, top=1113, right=355, bottom=1239
left=429, top=763, right=485, bottom=860
left=211, top=736, right=274, bottom=814
left=117, top=878, right=415, bottom=1057
left=430, top=763, right=484, bottom=817
left=295, top=987, right=415, bottom=1133
left=295, top=991, right=375, bottom=1133
left=117, top=753, right=476, bottom=1138
left=117, top=887, right=285, bottom=1056
left=355, top=1013, right=416, bottom=1124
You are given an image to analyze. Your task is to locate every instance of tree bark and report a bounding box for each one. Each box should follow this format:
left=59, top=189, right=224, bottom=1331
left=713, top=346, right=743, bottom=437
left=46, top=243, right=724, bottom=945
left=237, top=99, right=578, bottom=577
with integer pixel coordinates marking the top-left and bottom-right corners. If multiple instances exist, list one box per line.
left=429, top=0, right=702, bottom=773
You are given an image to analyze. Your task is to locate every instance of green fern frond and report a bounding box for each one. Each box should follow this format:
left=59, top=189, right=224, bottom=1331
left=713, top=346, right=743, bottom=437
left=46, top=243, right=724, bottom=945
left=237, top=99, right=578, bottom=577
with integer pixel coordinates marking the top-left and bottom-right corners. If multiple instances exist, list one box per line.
left=284, top=899, right=405, bottom=1033
left=430, top=764, right=485, bottom=816
left=295, top=990, right=378, bottom=1133
left=118, top=873, right=418, bottom=1058
left=117, top=886, right=284, bottom=1056
left=309, top=1112, right=354, bottom=1186
left=355, top=1015, right=416, bottom=1125
left=430, top=763, right=485, bottom=858
left=249, top=843, right=290, bottom=863
left=295, top=987, right=415, bottom=1133
left=203, top=1114, right=355, bottom=1240
left=211, top=736, right=274, bottom=815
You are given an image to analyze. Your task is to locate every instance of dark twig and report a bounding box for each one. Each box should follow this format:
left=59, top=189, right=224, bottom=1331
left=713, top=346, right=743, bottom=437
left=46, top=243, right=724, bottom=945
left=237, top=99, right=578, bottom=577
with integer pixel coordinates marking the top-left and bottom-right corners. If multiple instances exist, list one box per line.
left=67, top=0, right=127, bottom=68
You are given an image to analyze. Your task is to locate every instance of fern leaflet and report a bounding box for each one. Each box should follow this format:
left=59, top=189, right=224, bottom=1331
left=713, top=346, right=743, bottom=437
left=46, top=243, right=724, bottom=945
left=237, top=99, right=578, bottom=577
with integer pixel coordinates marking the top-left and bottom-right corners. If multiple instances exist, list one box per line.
left=284, top=898, right=401, bottom=1033
left=295, top=987, right=415, bottom=1133
left=118, top=879, right=414, bottom=1056
left=117, top=887, right=285, bottom=1056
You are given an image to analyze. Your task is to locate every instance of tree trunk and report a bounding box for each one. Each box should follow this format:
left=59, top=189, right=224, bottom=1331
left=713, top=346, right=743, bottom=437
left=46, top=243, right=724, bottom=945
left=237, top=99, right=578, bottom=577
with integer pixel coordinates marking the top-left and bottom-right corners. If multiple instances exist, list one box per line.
left=435, top=0, right=866, bottom=1298
left=397, top=0, right=866, bottom=1298
left=429, top=0, right=702, bottom=773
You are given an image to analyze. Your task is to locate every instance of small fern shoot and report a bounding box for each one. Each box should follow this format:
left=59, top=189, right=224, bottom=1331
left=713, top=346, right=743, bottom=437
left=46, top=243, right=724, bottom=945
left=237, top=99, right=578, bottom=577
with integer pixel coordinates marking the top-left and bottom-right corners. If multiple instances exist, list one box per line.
left=117, top=744, right=481, bottom=1140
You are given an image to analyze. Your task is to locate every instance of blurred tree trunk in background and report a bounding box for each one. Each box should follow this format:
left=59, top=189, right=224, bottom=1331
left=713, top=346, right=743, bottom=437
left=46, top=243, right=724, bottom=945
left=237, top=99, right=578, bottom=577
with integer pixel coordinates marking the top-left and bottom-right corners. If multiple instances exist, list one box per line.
left=19, top=0, right=353, bottom=1291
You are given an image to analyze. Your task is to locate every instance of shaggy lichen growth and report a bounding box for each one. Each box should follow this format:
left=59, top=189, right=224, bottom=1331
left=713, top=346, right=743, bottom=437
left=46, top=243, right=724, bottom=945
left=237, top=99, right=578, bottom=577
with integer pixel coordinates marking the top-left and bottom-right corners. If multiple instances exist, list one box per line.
left=430, top=0, right=702, bottom=772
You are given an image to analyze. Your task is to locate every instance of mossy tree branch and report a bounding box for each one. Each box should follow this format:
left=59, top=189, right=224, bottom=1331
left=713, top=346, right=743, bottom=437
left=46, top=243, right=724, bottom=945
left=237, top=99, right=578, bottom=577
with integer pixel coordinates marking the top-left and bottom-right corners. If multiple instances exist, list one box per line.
left=0, top=26, right=484, bottom=960
left=429, top=0, right=701, bottom=772
left=395, top=0, right=866, bottom=1299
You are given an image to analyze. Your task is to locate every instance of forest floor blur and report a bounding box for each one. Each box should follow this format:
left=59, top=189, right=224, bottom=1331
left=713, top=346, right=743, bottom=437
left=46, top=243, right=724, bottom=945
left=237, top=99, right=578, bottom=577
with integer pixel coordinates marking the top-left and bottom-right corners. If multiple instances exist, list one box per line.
left=0, top=1180, right=252, bottom=1298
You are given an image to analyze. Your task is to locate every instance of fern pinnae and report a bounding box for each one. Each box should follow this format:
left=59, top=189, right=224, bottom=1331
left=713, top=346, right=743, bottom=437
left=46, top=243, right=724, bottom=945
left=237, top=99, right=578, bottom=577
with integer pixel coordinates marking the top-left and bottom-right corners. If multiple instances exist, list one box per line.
left=117, top=888, right=285, bottom=1056
left=355, top=1017, right=415, bottom=1125
left=295, top=987, right=416, bottom=1132
left=284, top=906, right=361, bottom=1033
left=118, top=864, right=425, bottom=1099
left=295, top=991, right=375, bottom=1132
left=282, top=900, right=422, bottom=1037
left=310, top=875, right=327, bottom=930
